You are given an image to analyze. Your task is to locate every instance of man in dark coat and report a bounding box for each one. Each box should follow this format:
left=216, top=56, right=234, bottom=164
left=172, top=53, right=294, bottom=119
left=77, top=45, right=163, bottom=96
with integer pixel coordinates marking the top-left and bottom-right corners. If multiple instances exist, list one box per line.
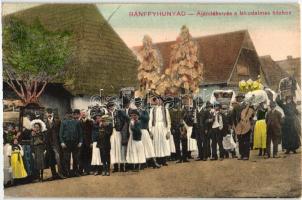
left=209, top=103, right=226, bottom=160
left=169, top=98, right=188, bottom=163
left=276, top=95, right=301, bottom=154
left=79, top=110, right=93, bottom=175
left=120, top=97, right=131, bottom=172
left=231, top=93, right=254, bottom=160
left=266, top=102, right=283, bottom=158
left=59, top=109, right=83, bottom=177
left=192, top=98, right=204, bottom=161
left=45, top=108, right=65, bottom=180
left=203, top=101, right=213, bottom=160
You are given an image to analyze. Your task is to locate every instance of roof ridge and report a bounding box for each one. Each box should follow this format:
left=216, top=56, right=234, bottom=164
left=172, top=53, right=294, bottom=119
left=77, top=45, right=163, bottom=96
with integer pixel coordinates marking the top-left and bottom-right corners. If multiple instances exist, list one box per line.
left=132, top=29, right=248, bottom=49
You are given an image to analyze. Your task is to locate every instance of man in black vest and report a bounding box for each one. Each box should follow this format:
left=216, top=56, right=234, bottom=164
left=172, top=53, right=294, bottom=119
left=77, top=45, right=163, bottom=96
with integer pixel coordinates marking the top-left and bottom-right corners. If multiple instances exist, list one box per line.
left=169, top=98, right=188, bottom=163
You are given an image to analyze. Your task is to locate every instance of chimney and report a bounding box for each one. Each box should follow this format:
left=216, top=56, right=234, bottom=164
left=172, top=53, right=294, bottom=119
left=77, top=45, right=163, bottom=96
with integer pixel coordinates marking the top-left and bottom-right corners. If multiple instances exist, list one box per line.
left=287, top=55, right=293, bottom=60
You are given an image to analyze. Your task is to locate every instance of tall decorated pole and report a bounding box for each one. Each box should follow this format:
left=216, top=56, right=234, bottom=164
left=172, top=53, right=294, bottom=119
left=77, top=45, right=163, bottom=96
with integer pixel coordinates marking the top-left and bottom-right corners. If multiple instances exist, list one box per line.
left=136, top=35, right=163, bottom=97
left=168, top=25, right=203, bottom=96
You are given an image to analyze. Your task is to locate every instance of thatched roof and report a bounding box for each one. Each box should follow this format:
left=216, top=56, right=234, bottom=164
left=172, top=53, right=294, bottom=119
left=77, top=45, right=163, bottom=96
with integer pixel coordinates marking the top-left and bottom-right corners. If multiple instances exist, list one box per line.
left=260, top=55, right=289, bottom=91
left=276, top=56, right=301, bottom=86
left=3, top=4, right=139, bottom=96
left=133, top=30, right=254, bottom=86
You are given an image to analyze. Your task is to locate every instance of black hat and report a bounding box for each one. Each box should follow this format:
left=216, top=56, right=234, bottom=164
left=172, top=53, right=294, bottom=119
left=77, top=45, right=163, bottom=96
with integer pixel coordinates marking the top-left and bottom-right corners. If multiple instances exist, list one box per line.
left=270, top=101, right=276, bottom=107
left=206, top=101, right=212, bottom=108
left=214, top=102, right=221, bottom=108
left=46, top=108, right=53, bottom=114
left=135, top=97, right=142, bottom=106
left=236, top=93, right=245, bottom=99
left=129, top=109, right=140, bottom=116
left=106, top=101, right=115, bottom=108
left=66, top=109, right=72, bottom=115
left=91, top=107, right=105, bottom=119
left=194, top=97, right=203, bottom=105
left=73, top=109, right=80, bottom=115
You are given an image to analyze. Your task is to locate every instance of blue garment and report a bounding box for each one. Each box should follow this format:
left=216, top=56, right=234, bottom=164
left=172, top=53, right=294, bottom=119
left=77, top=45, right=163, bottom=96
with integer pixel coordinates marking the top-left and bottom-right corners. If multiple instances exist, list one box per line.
left=21, top=145, right=34, bottom=176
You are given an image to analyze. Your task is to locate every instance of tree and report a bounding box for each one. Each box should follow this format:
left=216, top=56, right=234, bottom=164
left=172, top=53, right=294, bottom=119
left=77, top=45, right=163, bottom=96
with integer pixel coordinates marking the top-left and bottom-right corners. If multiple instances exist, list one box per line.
left=3, top=17, right=72, bottom=104
left=167, top=25, right=203, bottom=95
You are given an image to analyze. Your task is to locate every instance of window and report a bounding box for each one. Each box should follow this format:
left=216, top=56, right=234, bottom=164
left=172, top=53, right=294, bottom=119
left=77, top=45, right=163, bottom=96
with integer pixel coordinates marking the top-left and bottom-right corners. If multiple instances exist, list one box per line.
left=237, top=64, right=249, bottom=76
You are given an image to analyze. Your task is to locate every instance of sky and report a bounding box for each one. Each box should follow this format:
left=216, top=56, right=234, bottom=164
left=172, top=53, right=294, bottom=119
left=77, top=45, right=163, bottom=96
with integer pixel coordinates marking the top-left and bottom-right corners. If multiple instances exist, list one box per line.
left=2, top=3, right=300, bottom=61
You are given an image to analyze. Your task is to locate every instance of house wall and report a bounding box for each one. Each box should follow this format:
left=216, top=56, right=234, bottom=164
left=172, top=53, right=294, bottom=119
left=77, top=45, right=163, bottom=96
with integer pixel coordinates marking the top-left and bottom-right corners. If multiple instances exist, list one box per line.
left=3, top=83, right=71, bottom=120
left=70, top=96, right=92, bottom=111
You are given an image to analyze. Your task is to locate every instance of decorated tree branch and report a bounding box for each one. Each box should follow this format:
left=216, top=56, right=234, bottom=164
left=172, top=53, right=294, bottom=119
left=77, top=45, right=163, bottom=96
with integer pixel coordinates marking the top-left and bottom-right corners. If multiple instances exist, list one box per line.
left=3, top=17, right=72, bottom=104
left=167, top=25, right=203, bottom=95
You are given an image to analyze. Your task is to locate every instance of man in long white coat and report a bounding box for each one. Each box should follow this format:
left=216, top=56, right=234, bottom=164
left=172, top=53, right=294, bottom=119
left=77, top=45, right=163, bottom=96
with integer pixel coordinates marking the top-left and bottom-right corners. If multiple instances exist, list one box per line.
left=149, top=97, right=171, bottom=166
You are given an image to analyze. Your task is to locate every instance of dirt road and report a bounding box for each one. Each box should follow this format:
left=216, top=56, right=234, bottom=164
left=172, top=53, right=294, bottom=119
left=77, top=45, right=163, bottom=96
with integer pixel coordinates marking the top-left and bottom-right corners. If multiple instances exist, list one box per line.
left=4, top=150, right=301, bottom=198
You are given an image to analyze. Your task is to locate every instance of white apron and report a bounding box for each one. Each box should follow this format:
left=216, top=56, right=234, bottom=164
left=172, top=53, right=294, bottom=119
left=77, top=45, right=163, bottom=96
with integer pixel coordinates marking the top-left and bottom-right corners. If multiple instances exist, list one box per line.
left=169, top=134, right=176, bottom=153
left=126, top=122, right=146, bottom=164
left=186, top=126, right=198, bottom=151
left=141, top=129, right=156, bottom=158
left=91, top=142, right=102, bottom=166
left=110, top=128, right=123, bottom=164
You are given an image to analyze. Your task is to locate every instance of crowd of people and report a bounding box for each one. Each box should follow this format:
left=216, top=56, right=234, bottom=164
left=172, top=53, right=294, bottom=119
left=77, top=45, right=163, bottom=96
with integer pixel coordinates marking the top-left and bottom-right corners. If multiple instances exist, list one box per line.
left=3, top=92, right=301, bottom=186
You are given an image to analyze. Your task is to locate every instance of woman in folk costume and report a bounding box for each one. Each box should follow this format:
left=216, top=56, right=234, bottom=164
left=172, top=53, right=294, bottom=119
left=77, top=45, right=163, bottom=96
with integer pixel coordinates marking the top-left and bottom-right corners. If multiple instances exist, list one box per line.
left=253, top=101, right=268, bottom=156
left=134, top=97, right=161, bottom=168
left=149, top=96, right=172, bottom=166
left=126, top=109, right=146, bottom=171
left=30, top=119, right=47, bottom=182
left=183, top=105, right=198, bottom=159
left=7, top=138, right=28, bottom=182
left=92, top=113, right=113, bottom=176
left=106, top=101, right=125, bottom=173
left=90, top=107, right=105, bottom=175
left=276, top=95, right=301, bottom=154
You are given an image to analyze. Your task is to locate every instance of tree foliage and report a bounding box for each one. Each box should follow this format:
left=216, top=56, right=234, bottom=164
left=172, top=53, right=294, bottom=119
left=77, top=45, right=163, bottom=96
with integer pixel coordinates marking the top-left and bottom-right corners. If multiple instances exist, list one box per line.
left=3, top=17, right=73, bottom=104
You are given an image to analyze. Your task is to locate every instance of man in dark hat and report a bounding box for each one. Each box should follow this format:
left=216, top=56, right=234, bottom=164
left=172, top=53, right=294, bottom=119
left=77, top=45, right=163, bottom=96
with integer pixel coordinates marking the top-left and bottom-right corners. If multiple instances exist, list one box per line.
left=45, top=108, right=65, bottom=180
left=78, top=110, right=93, bottom=175
left=192, top=97, right=208, bottom=161
left=170, top=98, right=187, bottom=163
left=265, top=102, right=282, bottom=158
left=209, top=102, right=227, bottom=160
left=201, top=101, right=213, bottom=160
left=59, top=109, right=83, bottom=177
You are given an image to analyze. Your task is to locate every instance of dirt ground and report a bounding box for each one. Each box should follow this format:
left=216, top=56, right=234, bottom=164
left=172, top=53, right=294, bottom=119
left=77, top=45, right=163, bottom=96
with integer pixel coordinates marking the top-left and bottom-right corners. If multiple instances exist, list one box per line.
left=4, top=150, right=302, bottom=198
